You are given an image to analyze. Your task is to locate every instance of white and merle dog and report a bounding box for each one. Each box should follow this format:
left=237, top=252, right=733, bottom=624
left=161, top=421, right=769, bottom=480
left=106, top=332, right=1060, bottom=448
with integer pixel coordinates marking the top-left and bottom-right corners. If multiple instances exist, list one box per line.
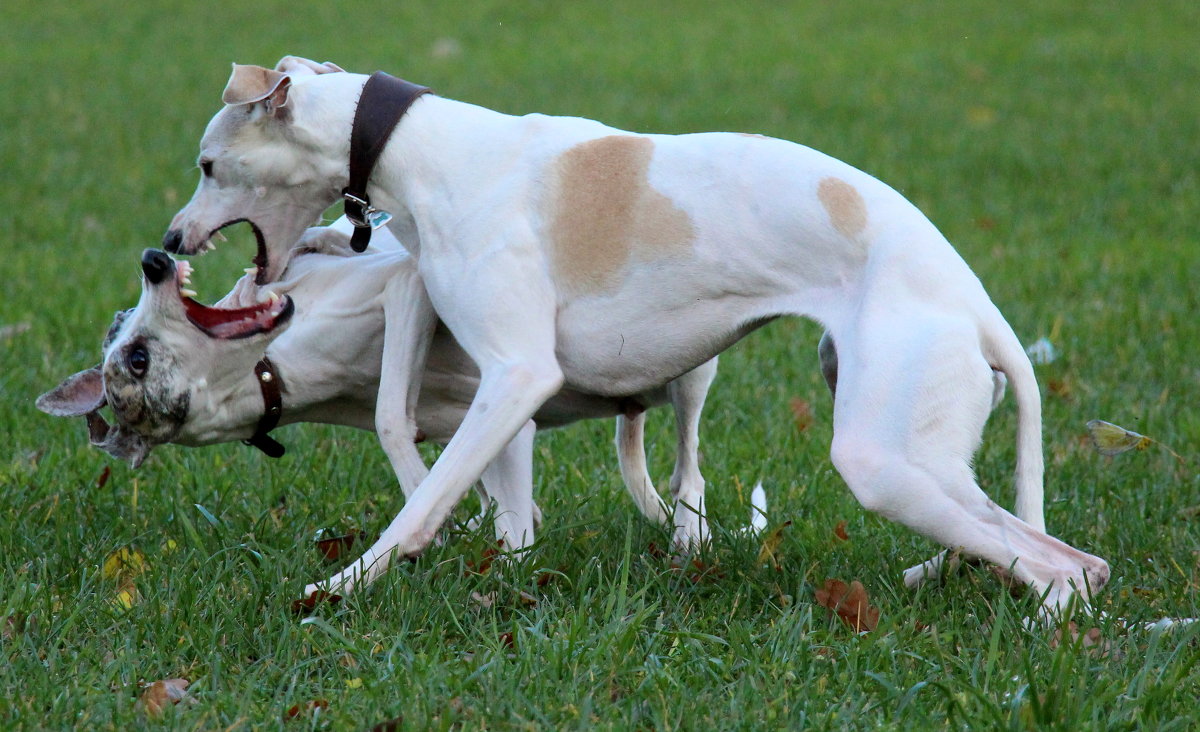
left=162, top=57, right=1107, bottom=613
left=38, top=222, right=747, bottom=560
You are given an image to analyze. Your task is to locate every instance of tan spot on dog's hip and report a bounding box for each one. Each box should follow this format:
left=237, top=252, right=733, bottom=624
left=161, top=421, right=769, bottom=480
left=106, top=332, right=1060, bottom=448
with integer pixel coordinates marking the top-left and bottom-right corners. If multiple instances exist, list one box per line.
left=817, top=177, right=867, bottom=238
left=549, top=136, right=694, bottom=295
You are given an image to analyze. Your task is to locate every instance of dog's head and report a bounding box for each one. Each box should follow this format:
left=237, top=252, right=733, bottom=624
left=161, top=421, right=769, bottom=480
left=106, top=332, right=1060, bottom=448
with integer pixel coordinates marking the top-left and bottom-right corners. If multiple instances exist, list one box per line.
left=37, top=249, right=294, bottom=466
left=163, top=56, right=355, bottom=283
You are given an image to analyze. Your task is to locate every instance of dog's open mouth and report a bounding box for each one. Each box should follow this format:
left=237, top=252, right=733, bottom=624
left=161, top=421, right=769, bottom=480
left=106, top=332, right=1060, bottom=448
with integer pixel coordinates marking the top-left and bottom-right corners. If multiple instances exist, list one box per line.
left=175, top=259, right=293, bottom=339
left=200, top=219, right=270, bottom=285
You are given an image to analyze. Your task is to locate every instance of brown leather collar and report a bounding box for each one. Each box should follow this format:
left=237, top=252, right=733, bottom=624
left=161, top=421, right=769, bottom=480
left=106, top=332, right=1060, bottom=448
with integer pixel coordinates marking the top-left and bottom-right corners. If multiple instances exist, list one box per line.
left=243, top=356, right=285, bottom=458
left=343, top=71, right=430, bottom=252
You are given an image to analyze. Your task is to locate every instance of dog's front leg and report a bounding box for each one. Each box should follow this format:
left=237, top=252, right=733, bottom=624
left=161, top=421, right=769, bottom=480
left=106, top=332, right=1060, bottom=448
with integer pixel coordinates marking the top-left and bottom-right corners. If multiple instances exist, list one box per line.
left=374, top=268, right=438, bottom=498
left=476, top=419, right=537, bottom=553
left=305, top=253, right=563, bottom=598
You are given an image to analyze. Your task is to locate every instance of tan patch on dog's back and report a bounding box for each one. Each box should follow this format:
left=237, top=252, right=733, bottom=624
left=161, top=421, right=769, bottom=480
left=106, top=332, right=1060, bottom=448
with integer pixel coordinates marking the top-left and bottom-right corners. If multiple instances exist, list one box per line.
left=817, top=177, right=867, bottom=238
left=549, top=136, right=694, bottom=295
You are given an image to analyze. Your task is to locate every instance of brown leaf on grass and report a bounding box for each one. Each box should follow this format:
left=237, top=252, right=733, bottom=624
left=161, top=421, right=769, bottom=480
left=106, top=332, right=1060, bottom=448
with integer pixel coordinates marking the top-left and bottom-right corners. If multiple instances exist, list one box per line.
left=1046, top=378, right=1072, bottom=400
left=465, top=542, right=502, bottom=576
left=646, top=541, right=668, bottom=559
left=314, top=529, right=363, bottom=562
left=814, top=579, right=880, bottom=632
left=668, top=556, right=725, bottom=583
left=469, top=591, right=496, bottom=609
left=757, top=520, right=792, bottom=567
left=138, top=678, right=192, bottom=718
left=95, top=466, right=111, bottom=490
left=284, top=699, right=329, bottom=721
left=833, top=520, right=849, bottom=542
left=1050, top=622, right=1119, bottom=659
left=291, top=591, right=342, bottom=615
left=369, top=718, right=403, bottom=732
left=789, top=398, right=814, bottom=432
left=498, top=631, right=515, bottom=649
left=3, top=613, right=32, bottom=641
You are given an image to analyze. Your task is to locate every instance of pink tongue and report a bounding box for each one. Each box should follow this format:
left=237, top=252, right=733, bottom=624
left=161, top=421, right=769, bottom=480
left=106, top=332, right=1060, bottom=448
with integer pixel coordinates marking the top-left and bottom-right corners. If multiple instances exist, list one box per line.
left=182, top=296, right=281, bottom=339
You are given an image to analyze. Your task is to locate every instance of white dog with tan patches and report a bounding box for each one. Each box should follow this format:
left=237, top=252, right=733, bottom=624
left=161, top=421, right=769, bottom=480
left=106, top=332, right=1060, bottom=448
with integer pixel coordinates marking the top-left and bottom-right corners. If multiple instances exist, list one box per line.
left=165, top=56, right=1108, bottom=614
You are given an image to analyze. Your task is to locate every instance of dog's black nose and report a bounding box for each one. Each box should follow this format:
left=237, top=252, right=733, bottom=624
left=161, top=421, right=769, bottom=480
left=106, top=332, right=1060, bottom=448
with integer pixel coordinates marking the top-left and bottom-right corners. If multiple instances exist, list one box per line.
left=162, top=229, right=183, bottom=253
left=141, top=249, right=174, bottom=285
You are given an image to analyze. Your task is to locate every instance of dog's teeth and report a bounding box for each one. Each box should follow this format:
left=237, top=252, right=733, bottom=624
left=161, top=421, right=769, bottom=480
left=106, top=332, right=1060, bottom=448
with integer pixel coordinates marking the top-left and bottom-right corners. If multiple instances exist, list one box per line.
left=181, top=288, right=198, bottom=298
left=244, top=267, right=257, bottom=275
left=204, top=242, right=216, bottom=252
left=214, top=231, right=228, bottom=242
left=269, top=291, right=280, bottom=303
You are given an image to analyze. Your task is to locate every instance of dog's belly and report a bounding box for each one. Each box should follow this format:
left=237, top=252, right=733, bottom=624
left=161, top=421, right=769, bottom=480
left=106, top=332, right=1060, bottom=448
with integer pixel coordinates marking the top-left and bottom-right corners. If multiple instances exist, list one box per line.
left=554, top=283, right=776, bottom=396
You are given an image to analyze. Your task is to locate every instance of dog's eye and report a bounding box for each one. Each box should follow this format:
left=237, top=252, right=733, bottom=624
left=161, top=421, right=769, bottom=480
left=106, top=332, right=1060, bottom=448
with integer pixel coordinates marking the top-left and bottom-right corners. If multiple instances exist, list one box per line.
left=200, top=159, right=214, bottom=178
left=127, top=346, right=149, bottom=378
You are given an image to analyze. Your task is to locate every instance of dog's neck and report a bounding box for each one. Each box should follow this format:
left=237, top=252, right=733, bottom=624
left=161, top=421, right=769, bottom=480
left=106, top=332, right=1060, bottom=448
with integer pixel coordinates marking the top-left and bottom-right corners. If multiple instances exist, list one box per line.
left=296, top=74, right=513, bottom=258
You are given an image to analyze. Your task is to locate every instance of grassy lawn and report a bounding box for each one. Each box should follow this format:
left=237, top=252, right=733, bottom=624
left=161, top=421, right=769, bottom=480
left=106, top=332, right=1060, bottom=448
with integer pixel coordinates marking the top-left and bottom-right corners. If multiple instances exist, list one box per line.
left=2, top=1, right=1198, bottom=728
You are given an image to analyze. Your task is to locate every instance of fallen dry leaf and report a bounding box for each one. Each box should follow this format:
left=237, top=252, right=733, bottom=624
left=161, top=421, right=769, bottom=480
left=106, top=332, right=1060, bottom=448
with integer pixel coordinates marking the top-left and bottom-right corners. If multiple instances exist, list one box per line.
left=815, top=578, right=880, bottom=632
left=369, top=718, right=403, bottom=732
left=103, top=547, right=146, bottom=611
left=469, top=591, right=496, bottom=609
left=465, top=543, right=502, bottom=575
left=3, top=613, right=32, bottom=641
left=103, top=547, right=146, bottom=581
left=498, top=631, right=515, bottom=650
left=1046, top=378, right=1072, bottom=400
left=95, top=466, right=111, bottom=490
left=139, top=678, right=192, bottom=718
left=757, top=520, right=792, bottom=566
left=291, top=591, right=342, bottom=615
left=284, top=699, right=329, bottom=721
left=314, top=529, right=363, bottom=562
left=1083, top=419, right=1189, bottom=465
left=789, top=398, right=814, bottom=432
left=833, top=520, right=849, bottom=542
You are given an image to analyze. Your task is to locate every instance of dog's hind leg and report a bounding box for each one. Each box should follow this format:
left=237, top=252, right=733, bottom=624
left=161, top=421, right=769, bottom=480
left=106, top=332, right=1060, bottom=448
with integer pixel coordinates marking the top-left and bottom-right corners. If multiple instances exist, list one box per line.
left=667, top=358, right=719, bottom=550
left=828, top=314, right=1108, bottom=616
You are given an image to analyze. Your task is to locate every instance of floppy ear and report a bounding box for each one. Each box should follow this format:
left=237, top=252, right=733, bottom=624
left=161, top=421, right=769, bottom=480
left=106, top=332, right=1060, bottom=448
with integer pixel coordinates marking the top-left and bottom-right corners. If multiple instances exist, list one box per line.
left=274, top=56, right=345, bottom=76
left=36, top=367, right=106, bottom=417
left=222, top=63, right=292, bottom=115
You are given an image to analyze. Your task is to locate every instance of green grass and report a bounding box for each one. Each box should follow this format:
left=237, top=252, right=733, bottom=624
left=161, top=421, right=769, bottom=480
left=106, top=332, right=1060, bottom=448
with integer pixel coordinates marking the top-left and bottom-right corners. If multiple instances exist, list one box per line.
left=3, top=0, right=1199, bottom=728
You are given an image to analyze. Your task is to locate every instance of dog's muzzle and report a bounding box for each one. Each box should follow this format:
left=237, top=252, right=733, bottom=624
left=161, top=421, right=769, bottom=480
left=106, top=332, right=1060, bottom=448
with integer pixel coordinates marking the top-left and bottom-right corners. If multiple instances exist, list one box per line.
left=142, top=248, right=174, bottom=284
left=162, top=229, right=184, bottom=254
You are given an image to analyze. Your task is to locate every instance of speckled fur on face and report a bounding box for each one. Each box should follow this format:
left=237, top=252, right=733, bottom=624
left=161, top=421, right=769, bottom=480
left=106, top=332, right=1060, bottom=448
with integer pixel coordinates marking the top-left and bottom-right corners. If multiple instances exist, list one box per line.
left=102, top=332, right=191, bottom=444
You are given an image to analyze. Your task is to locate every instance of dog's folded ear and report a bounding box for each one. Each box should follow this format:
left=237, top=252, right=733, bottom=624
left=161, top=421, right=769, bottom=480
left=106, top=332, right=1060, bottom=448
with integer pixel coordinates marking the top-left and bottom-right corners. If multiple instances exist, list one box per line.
left=222, top=64, right=292, bottom=114
left=274, top=56, right=344, bottom=76
left=36, top=366, right=106, bottom=417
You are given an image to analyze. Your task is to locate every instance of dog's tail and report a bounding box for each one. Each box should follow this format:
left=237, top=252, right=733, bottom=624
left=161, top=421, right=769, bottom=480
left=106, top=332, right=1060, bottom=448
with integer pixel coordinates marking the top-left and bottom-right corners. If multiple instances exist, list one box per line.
left=980, top=310, right=1045, bottom=532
